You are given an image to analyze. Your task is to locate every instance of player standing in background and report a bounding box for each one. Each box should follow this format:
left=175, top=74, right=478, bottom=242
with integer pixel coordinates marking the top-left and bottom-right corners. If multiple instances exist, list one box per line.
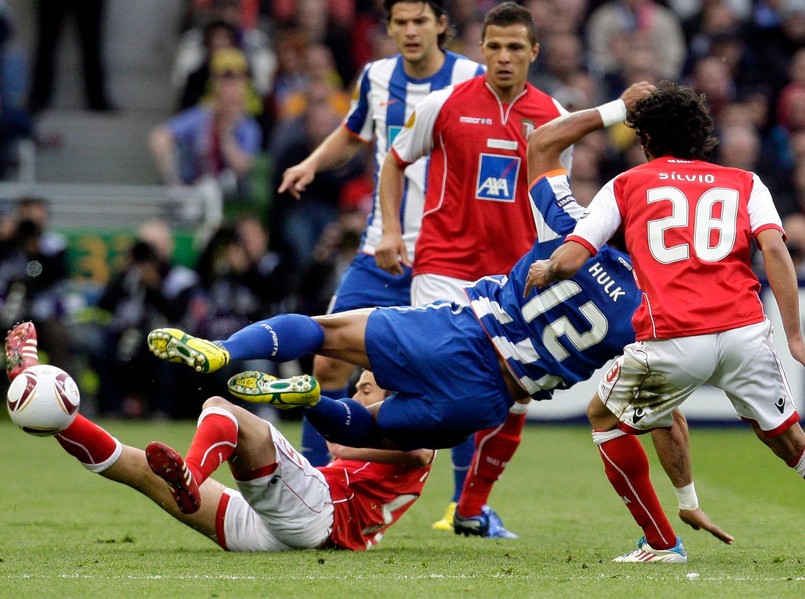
left=277, top=0, right=485, bottom=531
left=5, top=322, right=433, bottom=552
left=376, top=1, right=569, bottom=537
left=529, top=81, right=804, bottom=562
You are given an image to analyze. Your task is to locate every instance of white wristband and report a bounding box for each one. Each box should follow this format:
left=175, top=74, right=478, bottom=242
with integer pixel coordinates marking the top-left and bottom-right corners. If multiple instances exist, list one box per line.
left=596, top=99, right=627, bottom=127
left=675, top=482, right=699, bottom=511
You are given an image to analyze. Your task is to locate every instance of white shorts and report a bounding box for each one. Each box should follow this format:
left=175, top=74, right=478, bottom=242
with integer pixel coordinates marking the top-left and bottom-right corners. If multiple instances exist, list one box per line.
left=220, top=422, right=334, bottom=552
left=411, top=273, right=473, bottom=306
left=597, top=319, right=799, bottom=434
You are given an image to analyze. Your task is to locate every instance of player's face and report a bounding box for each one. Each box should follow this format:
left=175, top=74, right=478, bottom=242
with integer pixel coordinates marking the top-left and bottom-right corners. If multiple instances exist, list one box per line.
left=481, top=24, right=538, bottom=98
left=351, top=371, right=387, bottom=408
left=387, top=2, right=446, bottom=68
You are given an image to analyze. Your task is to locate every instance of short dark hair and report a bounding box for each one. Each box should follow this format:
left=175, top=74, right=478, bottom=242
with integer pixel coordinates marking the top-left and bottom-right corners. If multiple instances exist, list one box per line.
left=384, top=0, right=452, bottom=48
left=482, top=2, right=537, bottom=46
left=626, top=81, right=719, bottom=160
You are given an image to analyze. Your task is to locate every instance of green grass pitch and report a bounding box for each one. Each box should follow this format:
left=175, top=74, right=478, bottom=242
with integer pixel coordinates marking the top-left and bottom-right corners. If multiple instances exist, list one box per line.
left=0, top=416, right=803, bottom=598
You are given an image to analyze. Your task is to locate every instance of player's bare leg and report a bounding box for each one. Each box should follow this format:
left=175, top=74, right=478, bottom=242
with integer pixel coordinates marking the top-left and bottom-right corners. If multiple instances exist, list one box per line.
left=103, top=445, right=223, bottom=542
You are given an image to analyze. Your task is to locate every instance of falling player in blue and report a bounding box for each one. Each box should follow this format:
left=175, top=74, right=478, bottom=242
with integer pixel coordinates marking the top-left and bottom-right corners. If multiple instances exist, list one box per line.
left=149, top=86, right=733, bottom=545
left=148, top=86, right=650, bottom=447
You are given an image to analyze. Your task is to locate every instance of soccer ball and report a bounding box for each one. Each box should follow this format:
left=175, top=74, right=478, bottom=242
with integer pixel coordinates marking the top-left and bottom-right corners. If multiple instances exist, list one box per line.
left=6, top=364, right=80, bottom=436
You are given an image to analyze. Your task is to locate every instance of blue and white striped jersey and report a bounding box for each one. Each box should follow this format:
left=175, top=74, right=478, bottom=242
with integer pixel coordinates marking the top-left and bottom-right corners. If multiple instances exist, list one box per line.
left=464, top=171, right=640, bottom=398
left=343, top=51, right=484, bottom=258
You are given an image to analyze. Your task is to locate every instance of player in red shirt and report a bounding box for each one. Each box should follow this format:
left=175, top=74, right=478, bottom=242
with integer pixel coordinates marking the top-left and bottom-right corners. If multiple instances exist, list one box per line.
left=376, top=1, right=569, bottom=538
left=6, top=322, right=433, bottom=552
left=530, top=81, right=805, bottom=562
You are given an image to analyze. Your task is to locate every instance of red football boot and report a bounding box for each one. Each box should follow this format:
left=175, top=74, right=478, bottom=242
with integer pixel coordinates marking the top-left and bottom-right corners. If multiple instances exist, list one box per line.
left=4, top=321, right=39, bottom=382
left=145, top=441, right=201, bottom=514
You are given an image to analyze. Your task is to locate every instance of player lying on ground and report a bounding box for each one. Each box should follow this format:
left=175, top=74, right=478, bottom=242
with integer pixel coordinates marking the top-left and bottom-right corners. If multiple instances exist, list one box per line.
left=145, top=86, right=732, bottom=559
left=5, top=322, right=433, bottom=551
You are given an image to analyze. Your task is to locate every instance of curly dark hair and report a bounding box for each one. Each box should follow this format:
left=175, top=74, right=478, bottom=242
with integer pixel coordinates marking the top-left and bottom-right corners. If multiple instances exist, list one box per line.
left=626, top=81, right=719, bottom=160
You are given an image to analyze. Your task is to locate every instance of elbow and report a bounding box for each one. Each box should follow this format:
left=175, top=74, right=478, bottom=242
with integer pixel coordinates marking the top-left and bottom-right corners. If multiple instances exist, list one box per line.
left=409, top=449, right=434, bottom=467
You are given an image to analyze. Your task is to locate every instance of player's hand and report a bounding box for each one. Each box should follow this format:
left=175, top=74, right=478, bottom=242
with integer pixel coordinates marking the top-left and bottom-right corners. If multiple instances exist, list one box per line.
left=523, top=260, right=551, bottom=297
left=278, top=163, right=315, bottom=200
left=679, top=507, right=734, bottom=545
left=620, top=81, right=656, bottom=110
left=787, top=337, right=805, bottom=369
left=375, top=231, right=410, bottom=276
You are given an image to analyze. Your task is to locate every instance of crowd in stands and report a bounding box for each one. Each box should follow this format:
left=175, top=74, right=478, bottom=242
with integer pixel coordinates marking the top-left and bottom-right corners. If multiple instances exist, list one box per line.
left=1, top=0, right=805, bottom=418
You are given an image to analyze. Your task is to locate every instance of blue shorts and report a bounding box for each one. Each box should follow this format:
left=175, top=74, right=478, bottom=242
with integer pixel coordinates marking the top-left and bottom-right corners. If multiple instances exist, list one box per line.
left=365, top=302, right=514, bottom=450
left=328, top=252, right=412, bottom=314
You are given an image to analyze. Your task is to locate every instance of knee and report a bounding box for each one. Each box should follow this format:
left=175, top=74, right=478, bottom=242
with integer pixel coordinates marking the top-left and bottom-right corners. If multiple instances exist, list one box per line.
left=586, top=394, right=616, bottom=430
left=201, top=395, right=236, bottom=413
left=312, top=354, right=353, bottom=389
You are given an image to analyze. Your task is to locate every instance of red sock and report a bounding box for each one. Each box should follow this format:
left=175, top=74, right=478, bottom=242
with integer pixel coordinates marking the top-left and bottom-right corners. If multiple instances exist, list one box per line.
left=596, top=431, right=677, bottom=549
left=184, top=407, right=238, bottom=485
left=55, top=414, right=121, bottom=473
left=457, top=410, right=526, bottom=518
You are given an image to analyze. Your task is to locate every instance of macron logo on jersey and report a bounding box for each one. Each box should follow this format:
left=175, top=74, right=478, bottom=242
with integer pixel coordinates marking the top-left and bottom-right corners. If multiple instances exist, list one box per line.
left=476, top=154, right=520, bottom=202
left=460, top=116, right=493, bottom=125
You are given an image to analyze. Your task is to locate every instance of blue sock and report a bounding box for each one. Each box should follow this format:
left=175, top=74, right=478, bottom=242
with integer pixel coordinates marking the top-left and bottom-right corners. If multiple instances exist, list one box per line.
left=300, top=416, right=331, bottom=467
left=302, top=385, right=349, bottom=465
left=450, top=437, right=475, bottom=502
left=304, top=396, right=383, bottom=448
left=219, top=314, right=324, bottom=362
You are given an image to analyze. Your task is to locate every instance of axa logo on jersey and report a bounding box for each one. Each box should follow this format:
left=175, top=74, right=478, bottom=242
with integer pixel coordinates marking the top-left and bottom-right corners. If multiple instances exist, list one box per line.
left=476, top=154, right=519, bottom=202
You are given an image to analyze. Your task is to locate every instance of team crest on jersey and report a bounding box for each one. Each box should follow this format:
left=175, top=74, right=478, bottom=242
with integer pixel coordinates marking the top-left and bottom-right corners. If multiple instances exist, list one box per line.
left=476, top=154, right=520, bottom=202
left=521, top=118, right=535, bottom=137
left=405, top=113, right=416, bottom=128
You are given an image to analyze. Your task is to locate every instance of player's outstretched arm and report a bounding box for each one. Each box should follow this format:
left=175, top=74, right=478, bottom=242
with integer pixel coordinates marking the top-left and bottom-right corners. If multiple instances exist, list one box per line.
left=327, top=442, right=434, bottom=466
left=757, top=228, right=805, bottom=367
left=278, top=126, right=365, bottom=199
left=651, top=409, right=734, bottom=545
left=527, top=81, right=655, bottom=182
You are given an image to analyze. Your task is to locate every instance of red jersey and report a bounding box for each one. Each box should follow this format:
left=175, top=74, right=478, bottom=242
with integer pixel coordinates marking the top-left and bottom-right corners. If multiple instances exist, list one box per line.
left=321, top=458, right=431, bottom=551
left=568, top=157, right=785, bottom=340
left=391, top=75, right=568, bottom=280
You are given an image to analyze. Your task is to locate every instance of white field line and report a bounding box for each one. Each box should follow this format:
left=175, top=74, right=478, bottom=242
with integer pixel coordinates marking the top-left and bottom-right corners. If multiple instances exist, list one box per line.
left=2, top=573, right=805, bottom=582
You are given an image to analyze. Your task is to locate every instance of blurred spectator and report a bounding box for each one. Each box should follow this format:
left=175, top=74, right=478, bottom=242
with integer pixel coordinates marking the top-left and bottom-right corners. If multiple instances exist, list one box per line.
left=192, top=214, right=292, bottom=341
left=0, top=197, right=72, bottom=382
left=276, top=43, right=350, bottom=122
left=88, top=219, right=200, bottom=418
left=261, top=25, right=311, bottom=139
left=687, top=54, right=736, bottom=119
left=274, top=0, right=358, bottom=86
left=150, top=48, right=262, bottom=202
left=715, top=122, right=796, bottom=219
left=450, top=17, right=484, bottom=64
left=0, top=1, right=33, bottom=178
left=586, top=0, right=687, bottom=83
left=269, top=97, right=364, bottom=285
left=529, top=32, right=587, bottom=97
left=777, top=48, right=805, bottom=136
left=184, top=214, right=293, bottom=412
left=172, top=0, right=275, bottom=98
left=28, top=0, right=114, bottom=114
left=746, top=0, right=805, bottom=97
left=295, top=209, right=365, bottom=318
left=176, top=19, right=239, bottom=111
